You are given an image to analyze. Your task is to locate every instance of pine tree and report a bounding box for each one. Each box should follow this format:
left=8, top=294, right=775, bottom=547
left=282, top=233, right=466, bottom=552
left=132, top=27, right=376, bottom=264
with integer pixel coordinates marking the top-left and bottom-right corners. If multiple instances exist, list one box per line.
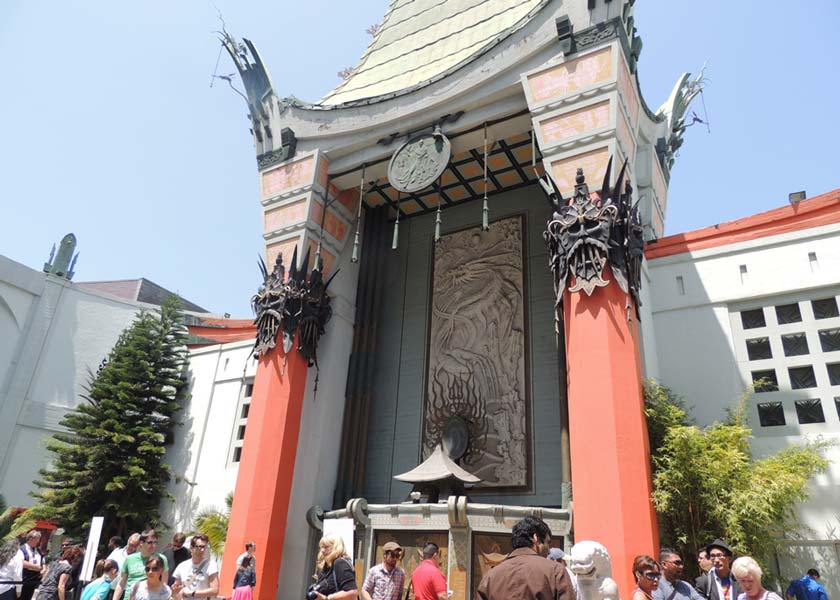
left=24, top=296, right=189, bottom=539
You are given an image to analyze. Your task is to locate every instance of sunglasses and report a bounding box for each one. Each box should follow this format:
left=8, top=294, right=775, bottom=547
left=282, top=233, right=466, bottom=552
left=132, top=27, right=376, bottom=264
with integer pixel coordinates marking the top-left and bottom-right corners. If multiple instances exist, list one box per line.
left=145, top=567, right=162, bottom=573
left=386, top=550, right=403, bottom=557
left=665, top=560, right=684, bottom=566
left=144, top=540, right=159, bottom=545
left=193, top=545, right=208, bottom=550
left=642, top=572, right=661, bottom=581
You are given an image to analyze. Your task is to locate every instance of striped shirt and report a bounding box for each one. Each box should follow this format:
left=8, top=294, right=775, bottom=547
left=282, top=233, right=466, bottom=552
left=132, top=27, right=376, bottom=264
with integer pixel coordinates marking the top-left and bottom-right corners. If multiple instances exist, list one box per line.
left=362, top=563, right=405, bottom=600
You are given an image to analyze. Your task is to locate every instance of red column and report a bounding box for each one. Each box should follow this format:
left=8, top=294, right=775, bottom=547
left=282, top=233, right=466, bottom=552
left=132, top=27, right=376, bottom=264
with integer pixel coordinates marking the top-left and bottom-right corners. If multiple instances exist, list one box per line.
left=220, top=345, right=308, bottom=600
left=564, top=281, right=658, bottom=597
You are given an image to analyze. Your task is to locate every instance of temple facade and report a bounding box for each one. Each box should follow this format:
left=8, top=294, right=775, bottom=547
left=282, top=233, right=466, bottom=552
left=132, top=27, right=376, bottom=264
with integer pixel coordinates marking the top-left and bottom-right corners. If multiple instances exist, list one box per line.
left=211, top=1, right=703, bottom=598
left=3, top=1, right=840, bottom=600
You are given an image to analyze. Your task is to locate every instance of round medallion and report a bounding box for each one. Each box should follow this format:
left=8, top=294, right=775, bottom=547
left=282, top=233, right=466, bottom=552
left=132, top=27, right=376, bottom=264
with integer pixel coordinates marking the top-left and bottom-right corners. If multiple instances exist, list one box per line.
left=442, top=416, right=470, bottom=461
left=387, top=129, right=451, bottom=193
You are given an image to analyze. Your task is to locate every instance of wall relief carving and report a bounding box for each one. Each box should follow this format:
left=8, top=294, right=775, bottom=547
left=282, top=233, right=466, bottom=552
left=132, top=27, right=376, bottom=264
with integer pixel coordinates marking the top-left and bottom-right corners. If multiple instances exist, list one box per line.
left=424, top=216, right=529, bottom=488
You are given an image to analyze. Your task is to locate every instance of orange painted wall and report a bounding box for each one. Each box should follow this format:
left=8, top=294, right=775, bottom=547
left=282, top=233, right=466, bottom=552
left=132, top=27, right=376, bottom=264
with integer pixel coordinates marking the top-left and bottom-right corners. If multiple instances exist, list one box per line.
left=220, top=346, right=309, bottom=600
left=564, top=281, right=658, bottom=597
left=646, top=188, right=840, bottom=260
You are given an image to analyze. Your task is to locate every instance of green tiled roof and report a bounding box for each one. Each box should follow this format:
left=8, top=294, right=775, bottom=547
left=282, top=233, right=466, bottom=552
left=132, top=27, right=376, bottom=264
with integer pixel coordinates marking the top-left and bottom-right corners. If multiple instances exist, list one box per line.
left=321, top=0, right=545, bottom=105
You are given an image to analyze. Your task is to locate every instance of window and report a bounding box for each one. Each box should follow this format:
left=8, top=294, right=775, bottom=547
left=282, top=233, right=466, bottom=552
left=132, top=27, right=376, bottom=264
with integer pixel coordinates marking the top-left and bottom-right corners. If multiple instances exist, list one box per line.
left=794, top=399, right=825, bottom=424
left=741, top=309, right=766, bottom=330
left=746, top=337, right=772, bottom=360
left=751, top=370, right=778, bottom=392
left=775, top=303, right=802, bottom=324
left=812, top=297, right=839, bottom=319
left=789, top=366, right=817, bottom=389
left=676, top=276, right=685, bottom=296
left=818, top=328, right=840, bottom=352
left=781, top=333, right=809, bottom=357
left=827, top=363, right=840, bottom=386
left=229, top=378, right=254, bottom=466
left=836, top=397, right=840, bottom=419
left=757, top=402, right=785, bottom=427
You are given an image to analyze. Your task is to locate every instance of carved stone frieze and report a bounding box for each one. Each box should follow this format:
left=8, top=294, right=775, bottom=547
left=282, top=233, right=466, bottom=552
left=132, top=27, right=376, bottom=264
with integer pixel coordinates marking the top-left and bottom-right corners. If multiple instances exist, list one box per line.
left=424, top=217, right=529, bottom=488
left=388, top=127, right=451, bottom=193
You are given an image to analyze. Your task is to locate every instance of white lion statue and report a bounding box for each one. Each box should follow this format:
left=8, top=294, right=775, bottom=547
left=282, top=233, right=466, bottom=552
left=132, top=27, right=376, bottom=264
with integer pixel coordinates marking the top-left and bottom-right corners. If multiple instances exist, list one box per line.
left=569, top=540, right=619, bottom=600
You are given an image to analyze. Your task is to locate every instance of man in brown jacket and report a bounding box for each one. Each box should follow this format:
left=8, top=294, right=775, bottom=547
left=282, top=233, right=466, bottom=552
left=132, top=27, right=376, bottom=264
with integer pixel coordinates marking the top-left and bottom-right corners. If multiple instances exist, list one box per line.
left=478, top=516, right=576, bottom=600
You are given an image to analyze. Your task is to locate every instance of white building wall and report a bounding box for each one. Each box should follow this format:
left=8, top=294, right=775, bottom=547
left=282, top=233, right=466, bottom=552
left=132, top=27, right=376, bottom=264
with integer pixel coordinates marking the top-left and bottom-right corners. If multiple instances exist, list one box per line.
left=163, top=341, right=256, bottom=535
left=0, top=256, right=145, bottom=507
left=646, top=221, right=840, bottom=592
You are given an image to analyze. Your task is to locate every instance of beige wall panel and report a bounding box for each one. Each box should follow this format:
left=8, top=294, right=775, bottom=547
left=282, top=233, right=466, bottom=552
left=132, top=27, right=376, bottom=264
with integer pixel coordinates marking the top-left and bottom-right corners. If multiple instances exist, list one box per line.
left=540, top=100, right=611, bottom=145
left=527, top=46, right=612, bottom=104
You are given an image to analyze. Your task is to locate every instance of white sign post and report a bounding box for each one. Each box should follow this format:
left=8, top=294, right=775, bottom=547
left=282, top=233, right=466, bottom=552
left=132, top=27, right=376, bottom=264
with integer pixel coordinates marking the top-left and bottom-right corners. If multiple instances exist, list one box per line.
left=322, top=518, right=355, bottom=562
left=80, top=517, right=105, bottom=583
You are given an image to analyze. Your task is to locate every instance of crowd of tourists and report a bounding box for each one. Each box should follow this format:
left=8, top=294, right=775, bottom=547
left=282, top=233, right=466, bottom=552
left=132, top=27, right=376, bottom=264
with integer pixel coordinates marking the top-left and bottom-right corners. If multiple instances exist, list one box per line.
left=0, top=529, right=257, bottom=600
left=308, top=518, right=831, bottom=600
left=5, top=519, right=830, bottom=600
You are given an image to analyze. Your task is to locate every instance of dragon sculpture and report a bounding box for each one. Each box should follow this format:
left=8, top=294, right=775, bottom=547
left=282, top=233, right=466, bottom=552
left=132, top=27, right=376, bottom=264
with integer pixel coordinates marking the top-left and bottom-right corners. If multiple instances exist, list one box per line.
left=569, top=540, right=620, bottom=600
left=251, top=246, right=336, bottom=368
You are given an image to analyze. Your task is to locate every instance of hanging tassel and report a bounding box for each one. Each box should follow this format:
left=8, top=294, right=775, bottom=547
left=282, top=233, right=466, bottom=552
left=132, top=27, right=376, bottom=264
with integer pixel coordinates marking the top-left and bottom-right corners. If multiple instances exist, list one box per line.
left=434, top=204, right=442, bottom=242
left=481, top=122, right=490, bottom=231
left=350, top=164, right=366, bottom=263
left=351, top=229, right=361, bottom=263
left=392, top=190, right=401, bottom=250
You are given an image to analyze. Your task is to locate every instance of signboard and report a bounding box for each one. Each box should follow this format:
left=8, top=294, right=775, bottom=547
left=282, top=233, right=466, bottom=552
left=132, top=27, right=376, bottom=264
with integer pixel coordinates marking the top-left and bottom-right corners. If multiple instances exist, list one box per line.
left=80, top=516, right=105, bottom=582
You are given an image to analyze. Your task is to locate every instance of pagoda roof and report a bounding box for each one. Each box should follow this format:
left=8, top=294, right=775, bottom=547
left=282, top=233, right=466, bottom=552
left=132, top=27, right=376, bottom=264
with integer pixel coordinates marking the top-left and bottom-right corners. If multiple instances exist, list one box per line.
left=394, top=444, right=482, bottom=484
left=321, top=0, right=548, bottom=106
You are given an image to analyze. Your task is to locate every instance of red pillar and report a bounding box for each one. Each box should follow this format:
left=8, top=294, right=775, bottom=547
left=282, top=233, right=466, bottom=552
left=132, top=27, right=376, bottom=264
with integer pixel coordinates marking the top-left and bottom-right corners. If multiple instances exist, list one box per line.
left=564, top=281, right=658, bottom=597
left=220, top=346, right=308, bottom=600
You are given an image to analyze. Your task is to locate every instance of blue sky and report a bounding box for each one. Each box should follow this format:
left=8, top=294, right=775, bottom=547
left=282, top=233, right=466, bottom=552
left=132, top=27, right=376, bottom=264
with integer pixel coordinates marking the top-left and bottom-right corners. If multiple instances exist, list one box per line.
left=2, top=1, right=838, bottom=316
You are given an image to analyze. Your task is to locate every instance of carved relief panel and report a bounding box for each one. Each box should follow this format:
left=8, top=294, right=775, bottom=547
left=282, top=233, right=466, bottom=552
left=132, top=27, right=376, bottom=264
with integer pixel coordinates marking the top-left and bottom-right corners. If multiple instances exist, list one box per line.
left=423, top=216, right=530, bottom=488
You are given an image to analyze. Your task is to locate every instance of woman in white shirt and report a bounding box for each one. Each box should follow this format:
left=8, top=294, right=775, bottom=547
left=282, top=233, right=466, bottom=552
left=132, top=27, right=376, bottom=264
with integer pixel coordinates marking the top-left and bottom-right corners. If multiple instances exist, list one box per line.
left=0, top=540, right=24, bottom=600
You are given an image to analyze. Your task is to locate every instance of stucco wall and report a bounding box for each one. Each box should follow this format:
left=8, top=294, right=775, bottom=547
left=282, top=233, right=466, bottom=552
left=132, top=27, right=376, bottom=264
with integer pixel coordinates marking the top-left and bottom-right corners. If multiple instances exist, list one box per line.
left=0, top=257, right=148, bottom=507
left=646, top=222, right=840, bottom=564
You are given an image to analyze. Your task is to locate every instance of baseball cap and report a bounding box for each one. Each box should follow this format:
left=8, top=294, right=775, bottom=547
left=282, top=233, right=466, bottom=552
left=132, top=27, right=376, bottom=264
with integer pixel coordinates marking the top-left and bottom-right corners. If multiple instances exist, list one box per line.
left=548, top=548, right=566, bottom=561
left=383, top=542, right=402, bottom=553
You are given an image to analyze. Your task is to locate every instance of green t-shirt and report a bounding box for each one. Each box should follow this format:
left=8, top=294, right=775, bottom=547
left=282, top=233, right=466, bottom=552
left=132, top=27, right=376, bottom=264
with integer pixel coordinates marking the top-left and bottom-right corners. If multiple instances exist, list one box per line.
left=123, top=552, right=169, bottom=593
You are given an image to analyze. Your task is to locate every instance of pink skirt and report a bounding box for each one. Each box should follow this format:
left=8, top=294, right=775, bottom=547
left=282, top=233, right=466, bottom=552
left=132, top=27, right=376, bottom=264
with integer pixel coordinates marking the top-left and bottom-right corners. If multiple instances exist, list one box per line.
left=231, top=587, right=253, bottom=600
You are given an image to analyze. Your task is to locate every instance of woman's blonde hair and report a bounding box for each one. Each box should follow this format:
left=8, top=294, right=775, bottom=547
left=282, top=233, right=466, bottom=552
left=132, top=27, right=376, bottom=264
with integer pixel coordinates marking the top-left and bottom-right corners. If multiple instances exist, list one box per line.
left=732, top=557, right=763, bottom=581
left=315, top=534, right=348, bottom=573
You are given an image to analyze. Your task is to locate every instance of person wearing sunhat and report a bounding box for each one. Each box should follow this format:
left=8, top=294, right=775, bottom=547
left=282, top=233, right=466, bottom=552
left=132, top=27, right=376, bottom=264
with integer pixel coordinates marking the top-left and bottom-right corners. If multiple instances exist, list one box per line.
left=362, top=541, right=405, bottom=600
left=696, top=540, right=741, bottom=600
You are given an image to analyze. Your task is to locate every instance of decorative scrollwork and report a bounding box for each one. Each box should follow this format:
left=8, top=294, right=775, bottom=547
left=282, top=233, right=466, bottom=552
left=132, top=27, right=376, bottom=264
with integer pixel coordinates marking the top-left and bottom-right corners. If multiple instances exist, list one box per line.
left=251, top=246, right=336, bottom=367
left=541, top=156, right=644, bottom=316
